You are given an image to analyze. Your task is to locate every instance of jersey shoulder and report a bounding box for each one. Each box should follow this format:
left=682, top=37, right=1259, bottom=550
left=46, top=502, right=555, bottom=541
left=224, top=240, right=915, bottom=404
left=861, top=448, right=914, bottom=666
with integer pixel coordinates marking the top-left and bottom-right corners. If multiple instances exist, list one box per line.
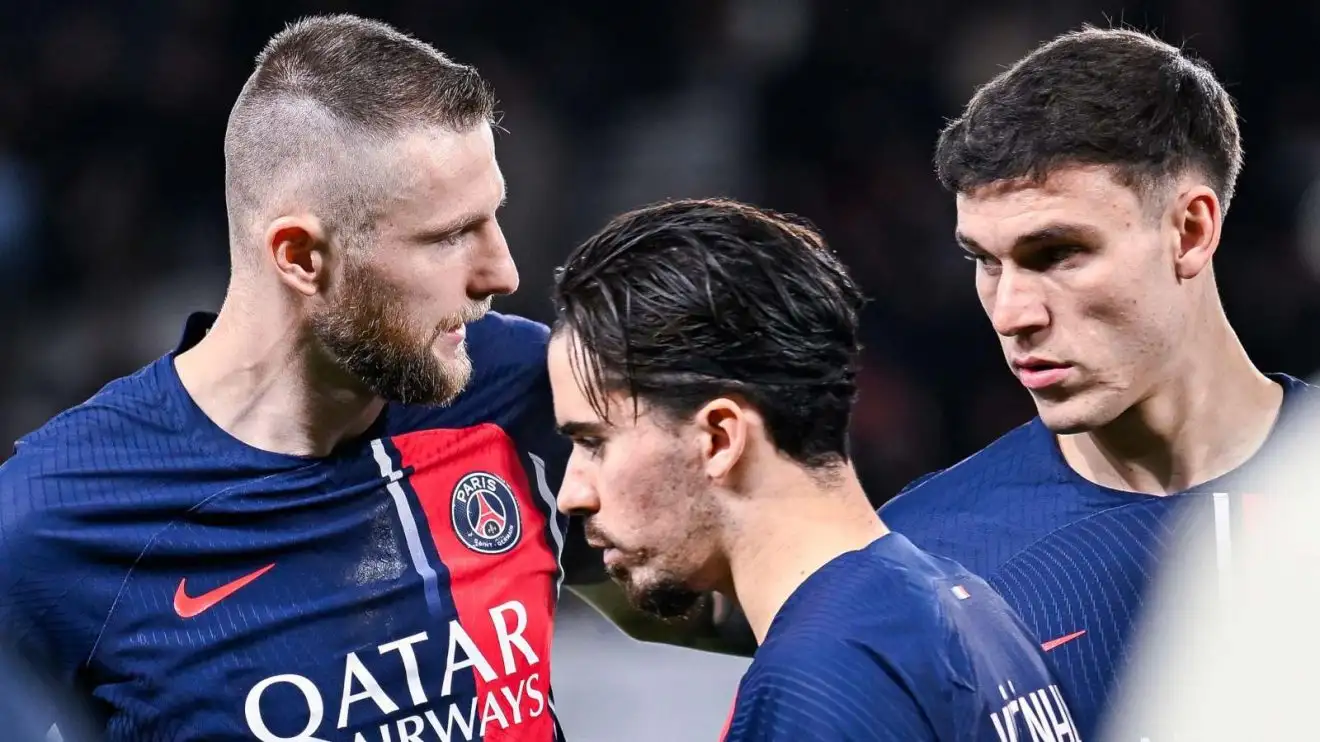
left=1, top=353, right=201, bottom=549
left=0, top=358, right=187, bottom=678
left=880, top=421, right=1068, bottom=574
left=5, top=356, right=194, bottom=505
left=884, top=420, right=1053, bottom=511
left=1276, top=372, right=1318, bottom=397
left=1272, top=373, right=1320, bottom=439
left=730, top=535, right=1041, bottom=742
left=809, top=537, right=1072, bottom=740
left=727, top=637, right=935, bottom=741
left=756, top=537, right=989, bottom=702
left=731, top=608, right=936, bottom=742
left=467, top=311, right=552, bottom=379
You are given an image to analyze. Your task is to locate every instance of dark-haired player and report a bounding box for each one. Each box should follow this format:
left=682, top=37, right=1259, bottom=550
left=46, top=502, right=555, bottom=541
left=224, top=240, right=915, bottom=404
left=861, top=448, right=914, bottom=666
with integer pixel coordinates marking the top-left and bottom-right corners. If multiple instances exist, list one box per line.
left=549, top=198, right=1081, bottom=741
left=881, top=26, right=1317, bottom=739
left=0, top=15, right=715, bottom=741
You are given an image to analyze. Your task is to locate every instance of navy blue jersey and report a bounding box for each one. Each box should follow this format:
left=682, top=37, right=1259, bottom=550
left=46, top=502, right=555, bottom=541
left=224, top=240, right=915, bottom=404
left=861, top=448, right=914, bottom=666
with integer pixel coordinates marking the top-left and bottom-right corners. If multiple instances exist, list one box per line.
left=0, top=311, right=589, bottom=742
left=720, top=533, right=1080, bottom=742
left=881, top=373, right=1317, bottom=739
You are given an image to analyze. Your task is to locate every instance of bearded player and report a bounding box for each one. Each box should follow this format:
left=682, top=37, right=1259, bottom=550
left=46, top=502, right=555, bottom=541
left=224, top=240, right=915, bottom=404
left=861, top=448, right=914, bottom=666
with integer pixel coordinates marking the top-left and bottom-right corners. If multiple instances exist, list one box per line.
left=0, top=15, right=719, bottom=742
left=881, top=26, right=1318, bottom=739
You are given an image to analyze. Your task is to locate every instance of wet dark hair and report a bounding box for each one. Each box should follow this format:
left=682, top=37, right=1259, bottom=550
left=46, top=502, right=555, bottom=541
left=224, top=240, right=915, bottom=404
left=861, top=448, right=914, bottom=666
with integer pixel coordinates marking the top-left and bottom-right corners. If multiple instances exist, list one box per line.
left=553, top=198, right=865, bottom=468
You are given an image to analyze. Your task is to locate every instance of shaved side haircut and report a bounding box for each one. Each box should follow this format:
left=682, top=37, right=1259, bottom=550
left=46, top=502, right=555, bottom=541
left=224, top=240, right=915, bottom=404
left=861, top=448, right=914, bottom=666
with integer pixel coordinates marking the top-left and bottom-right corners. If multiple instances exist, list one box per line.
left=224, top=14, right=496, bottom=263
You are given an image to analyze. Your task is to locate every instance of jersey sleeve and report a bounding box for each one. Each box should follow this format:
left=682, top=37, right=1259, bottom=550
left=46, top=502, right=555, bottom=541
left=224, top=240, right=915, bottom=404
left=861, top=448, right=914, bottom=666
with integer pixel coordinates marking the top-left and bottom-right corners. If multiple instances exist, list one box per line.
left=0, top=451, right=85, bottom=677
left=0, top=446, right=116, bottom=735
left=723, top=640, right=937, bottom=742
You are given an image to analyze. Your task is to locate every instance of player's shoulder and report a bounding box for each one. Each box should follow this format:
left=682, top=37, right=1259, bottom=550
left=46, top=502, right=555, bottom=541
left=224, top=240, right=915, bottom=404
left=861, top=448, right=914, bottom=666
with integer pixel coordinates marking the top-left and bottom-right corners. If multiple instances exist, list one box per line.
left=1276, top=372, right=1318, bottom=396
left=882, top=419, right=1053, bottom=517
left=740, top=537, right=992, bottom=739
left=0, top=359, right=182, bottom=612
left=1, top=355, right=196, bottom=520
left=467, top=311, right=552, bottom=371
left=1275, top=372, right=1320, bottom=423
left=880, top=417, right=1129, bottom=575
left=792, top=538, right=1057, bottom=719
left=759, top=535, right=963, bottom=659
left=7, top=356, right=178, bottom=476
left=731, top=629, right=936, bottom=741
left=744, top=618, right=915, bottom=714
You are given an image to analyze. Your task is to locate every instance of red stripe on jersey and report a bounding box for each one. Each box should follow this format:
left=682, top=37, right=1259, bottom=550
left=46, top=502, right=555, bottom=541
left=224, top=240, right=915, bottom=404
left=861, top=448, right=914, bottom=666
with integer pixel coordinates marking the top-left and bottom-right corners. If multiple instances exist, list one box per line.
left=393, top=425, right=558, bottom=741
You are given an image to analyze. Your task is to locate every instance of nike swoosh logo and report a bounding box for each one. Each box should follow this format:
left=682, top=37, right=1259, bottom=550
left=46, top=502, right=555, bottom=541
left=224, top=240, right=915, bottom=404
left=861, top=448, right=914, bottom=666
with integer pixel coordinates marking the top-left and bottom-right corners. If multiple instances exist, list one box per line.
left=173, top=564, right=275, bottom=619
left=1041, top=629, right=1087, bottom=652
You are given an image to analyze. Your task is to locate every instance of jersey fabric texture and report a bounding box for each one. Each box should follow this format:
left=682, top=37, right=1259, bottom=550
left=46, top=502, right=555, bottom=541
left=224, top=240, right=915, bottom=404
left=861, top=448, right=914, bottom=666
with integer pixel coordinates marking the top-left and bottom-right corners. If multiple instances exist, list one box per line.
left=721, top=533, right=1080, bottom=742
left=882, top=373, right=1316, bottom=739
left=0, top=311, right=581, bottom=742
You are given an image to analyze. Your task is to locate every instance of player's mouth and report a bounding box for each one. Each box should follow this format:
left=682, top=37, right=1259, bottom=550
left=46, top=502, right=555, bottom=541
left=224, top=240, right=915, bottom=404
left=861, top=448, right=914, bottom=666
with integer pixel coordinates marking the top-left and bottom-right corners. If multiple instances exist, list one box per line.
left=1012, top=357, right=1073, bottom=390
left=589, top=538, right=627, bottom=569
left=434, top=322, right=468, bottom=347
left=436, top=301, right=489, bottom=345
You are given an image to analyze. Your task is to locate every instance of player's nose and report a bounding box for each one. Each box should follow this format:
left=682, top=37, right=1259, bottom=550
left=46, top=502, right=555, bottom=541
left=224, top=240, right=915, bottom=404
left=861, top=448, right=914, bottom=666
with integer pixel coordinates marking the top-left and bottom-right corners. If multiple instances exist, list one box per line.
left=556, top=458, right=600, bottom=517
left=989, top=268, right=1049, bottom=337
left=469, top=220, right=519, bottom=299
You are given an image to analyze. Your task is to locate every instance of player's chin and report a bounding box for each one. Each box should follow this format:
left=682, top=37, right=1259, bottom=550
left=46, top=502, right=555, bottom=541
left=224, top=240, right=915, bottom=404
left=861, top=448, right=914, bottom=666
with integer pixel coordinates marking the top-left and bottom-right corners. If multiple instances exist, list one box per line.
left=633, top=583, right=703, bottom=620
left=420, top=355, right=474, bottom=405
left=614, top=567, right=702, bottom=620
left=1033, top=391, right=1116, bottom=434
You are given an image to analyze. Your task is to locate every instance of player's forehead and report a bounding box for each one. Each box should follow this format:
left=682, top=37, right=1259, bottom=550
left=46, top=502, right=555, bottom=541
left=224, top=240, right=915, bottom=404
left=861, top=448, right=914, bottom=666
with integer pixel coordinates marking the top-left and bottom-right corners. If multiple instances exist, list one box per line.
left=375, top=124, right=505, bottom=230
left=547, top=332, right=656, bottom=434
left=954, top=165, right=1144, bottom=253
left=547, top=332, right=621, bottom=427
left=547, top=333, right=594, bottom=421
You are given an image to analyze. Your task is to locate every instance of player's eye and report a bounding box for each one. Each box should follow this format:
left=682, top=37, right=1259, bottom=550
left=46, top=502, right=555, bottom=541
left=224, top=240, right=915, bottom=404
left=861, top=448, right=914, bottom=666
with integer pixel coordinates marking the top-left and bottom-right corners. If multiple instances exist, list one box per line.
left=436, top=228, right=469, bottom=248
left=574, top=437, right=605, bottom=458
left=429, top=220, right=486, bottom=249
left=1026, top=244, right=1084, bottom=271
left=964, top=252, right=1001, bottom=274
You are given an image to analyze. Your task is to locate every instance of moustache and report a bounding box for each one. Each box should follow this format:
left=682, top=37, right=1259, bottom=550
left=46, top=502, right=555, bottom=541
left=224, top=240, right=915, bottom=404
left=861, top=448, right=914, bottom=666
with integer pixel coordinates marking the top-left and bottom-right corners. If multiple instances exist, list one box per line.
left=437, top=298, right=492, bottom=334
left=583, top=519, right=616, bottom=551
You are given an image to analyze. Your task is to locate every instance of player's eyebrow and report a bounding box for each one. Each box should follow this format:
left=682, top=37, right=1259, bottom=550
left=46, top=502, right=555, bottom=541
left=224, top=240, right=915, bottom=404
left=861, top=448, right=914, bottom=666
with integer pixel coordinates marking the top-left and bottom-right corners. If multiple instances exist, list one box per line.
left=556, top=421, right=608, bottom=439
left=412, top=215, right=479, bottom=244
left=956, top=223, right=1104, bottom=253
left=411, top=183, right=508, bottom=244
left=955, top=232, right=986, bottom=253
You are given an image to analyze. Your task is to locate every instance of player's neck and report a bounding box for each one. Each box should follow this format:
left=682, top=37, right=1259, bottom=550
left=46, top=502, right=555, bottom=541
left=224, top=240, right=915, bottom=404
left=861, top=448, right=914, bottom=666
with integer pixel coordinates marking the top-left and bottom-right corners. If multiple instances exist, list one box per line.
left=724, top=463, right=888, bottom=645
left=174, top=293, right=384, bottom=458
left=1060, top=315, right=1282, bottom=495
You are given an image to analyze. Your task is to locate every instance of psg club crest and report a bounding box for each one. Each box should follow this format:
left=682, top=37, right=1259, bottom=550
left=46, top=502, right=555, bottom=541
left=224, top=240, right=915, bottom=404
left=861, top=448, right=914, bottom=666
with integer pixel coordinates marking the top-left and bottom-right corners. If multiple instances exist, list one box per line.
left=451, top=472, right=522, bottom=555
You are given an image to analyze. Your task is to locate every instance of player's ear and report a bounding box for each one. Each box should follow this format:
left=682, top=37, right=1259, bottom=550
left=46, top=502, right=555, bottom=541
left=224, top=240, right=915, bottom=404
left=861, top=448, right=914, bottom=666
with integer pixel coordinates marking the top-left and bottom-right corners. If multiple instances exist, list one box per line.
left=265, top=214, right=331, bottom=297
left=695, top=397, right=749, bottom=483
left=1171, top=184, right=1221, bottom=281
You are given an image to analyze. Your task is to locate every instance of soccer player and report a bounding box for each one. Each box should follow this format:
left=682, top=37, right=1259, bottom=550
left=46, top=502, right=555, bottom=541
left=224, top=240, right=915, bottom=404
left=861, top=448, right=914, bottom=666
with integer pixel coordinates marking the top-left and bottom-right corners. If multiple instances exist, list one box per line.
left=879, top=26, right=1318, bottom=739
left=548, top=198, right=1081, bottom=741
left=0, top=15, right=716, bottom=741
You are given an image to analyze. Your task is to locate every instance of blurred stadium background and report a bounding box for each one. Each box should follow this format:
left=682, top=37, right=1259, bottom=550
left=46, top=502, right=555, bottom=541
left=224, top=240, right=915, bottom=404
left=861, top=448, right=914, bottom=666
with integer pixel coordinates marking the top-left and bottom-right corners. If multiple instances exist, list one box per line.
left=3, top=0, right=1319, bottom=739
